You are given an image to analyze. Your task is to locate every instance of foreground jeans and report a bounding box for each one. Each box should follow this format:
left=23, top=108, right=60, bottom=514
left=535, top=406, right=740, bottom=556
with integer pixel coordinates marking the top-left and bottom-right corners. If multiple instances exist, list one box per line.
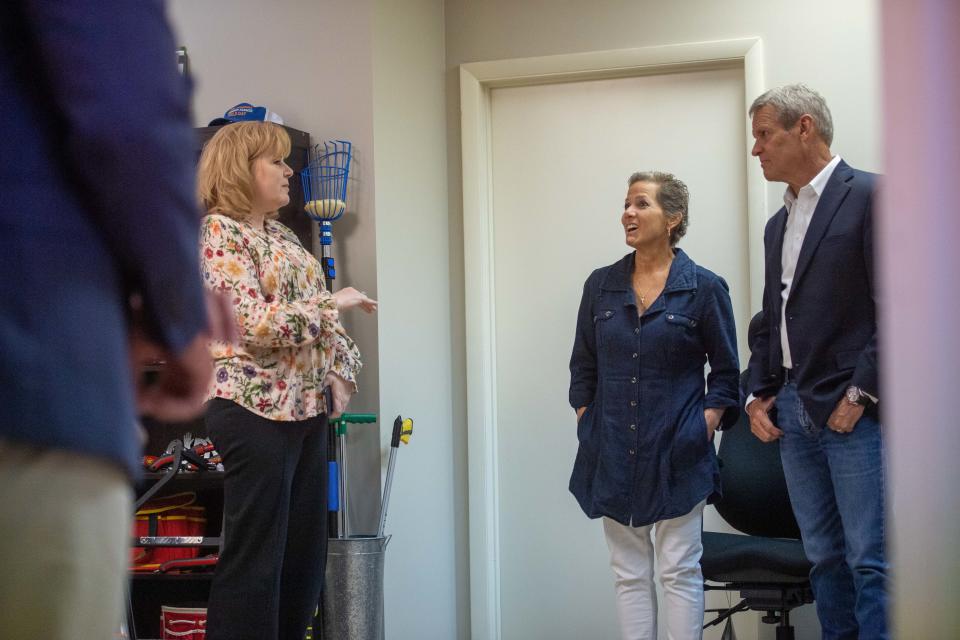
left=776, top=382, right=888, bottom=640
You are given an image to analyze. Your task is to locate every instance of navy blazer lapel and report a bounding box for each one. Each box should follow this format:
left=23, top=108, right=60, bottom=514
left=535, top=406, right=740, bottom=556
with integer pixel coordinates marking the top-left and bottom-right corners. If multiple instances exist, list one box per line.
left=791, top=161, right=853, bottom=292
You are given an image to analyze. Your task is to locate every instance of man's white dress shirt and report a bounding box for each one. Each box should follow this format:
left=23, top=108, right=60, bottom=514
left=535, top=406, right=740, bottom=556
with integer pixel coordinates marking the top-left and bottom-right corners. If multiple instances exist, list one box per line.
left=779, top=155, right=842, bottom=368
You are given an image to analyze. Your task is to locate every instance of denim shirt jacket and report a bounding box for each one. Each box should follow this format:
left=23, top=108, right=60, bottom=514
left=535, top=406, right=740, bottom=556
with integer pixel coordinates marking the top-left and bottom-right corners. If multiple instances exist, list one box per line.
left=568, top=248, right=740, bottom=526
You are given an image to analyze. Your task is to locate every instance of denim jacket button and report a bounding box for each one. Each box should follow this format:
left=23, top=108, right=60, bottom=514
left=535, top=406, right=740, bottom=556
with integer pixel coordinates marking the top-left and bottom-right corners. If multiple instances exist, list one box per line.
left=630, top=400, right=637, bottom=407
left=631, top=377, right=637, bottom=384
left=605, top=310, right=612, bottom=317
left=632, top=352, right=638, bottom=358
left=634, top=328, right=639, bottom=334
left=628, top=449, right=636, bottom=455
left=629, top=424, right=636, bottom=430
left=667, top=314, right=674, bottom=320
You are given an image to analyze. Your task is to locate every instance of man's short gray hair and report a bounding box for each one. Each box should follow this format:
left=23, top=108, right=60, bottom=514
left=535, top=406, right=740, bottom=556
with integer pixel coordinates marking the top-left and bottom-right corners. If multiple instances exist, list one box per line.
left=628, top=171, right=688, bottom=246
left=749, top=84, right=834, bottom=146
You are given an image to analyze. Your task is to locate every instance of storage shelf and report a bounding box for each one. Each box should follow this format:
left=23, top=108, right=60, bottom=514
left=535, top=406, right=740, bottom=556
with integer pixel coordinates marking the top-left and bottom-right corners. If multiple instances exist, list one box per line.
left=133, top=536, right=221, bottom=547
left=131, top=573, right=214, bottom=582
left=136, top=470, right=224, bottom=492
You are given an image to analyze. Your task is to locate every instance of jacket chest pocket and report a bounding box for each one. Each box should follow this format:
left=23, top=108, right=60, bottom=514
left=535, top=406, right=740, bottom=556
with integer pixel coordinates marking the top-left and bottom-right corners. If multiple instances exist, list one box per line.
left=661, top=311, right=702, bottom=361
left=594, top=307, right=628, bottom=358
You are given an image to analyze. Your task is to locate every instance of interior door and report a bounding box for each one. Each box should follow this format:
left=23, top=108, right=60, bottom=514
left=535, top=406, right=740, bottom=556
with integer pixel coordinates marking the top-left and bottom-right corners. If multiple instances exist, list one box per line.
left=489, top=65, right=753, bottom=640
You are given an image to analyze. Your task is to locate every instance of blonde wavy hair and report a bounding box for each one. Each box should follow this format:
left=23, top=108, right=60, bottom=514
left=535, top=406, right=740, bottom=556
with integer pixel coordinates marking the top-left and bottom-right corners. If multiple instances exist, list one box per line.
left=197, top=121, right=292, bottom=221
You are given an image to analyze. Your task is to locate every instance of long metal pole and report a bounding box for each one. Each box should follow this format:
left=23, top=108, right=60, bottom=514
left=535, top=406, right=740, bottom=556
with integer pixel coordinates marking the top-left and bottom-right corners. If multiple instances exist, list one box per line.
left=338, top=428, right=348, bottom=538
left=377, top=449, right=398, bottom=538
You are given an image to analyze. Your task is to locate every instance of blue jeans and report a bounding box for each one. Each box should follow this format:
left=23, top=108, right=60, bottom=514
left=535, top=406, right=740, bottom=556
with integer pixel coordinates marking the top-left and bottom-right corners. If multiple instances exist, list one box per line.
left=775, top=382, right=888, bottom=640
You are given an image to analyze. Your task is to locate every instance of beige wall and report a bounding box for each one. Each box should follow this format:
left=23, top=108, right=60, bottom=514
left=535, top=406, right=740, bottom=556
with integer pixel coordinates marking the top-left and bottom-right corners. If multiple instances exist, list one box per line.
left=167, top=0, right=383, bottom=531
left=373, top=0, right=465, bottom=638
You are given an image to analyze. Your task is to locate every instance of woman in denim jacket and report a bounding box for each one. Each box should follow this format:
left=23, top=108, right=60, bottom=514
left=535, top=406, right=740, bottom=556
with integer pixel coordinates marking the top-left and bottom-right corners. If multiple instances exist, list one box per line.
left=569, top=171, right=740, bottom=639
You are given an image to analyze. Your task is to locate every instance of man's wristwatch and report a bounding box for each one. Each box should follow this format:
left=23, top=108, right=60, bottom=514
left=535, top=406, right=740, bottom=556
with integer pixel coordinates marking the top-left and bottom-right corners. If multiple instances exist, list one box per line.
left=845, top=385, right=873, bottom=407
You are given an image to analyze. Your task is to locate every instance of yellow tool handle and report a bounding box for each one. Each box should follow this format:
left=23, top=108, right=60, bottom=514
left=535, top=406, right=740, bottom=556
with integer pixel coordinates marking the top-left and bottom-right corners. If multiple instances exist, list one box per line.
left=400, top=418, right=413, bottom=444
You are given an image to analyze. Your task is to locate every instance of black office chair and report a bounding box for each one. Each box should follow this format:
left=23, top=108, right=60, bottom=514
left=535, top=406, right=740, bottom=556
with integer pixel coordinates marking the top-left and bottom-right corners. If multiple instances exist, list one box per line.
left=701, top=388, right=813, bottom=640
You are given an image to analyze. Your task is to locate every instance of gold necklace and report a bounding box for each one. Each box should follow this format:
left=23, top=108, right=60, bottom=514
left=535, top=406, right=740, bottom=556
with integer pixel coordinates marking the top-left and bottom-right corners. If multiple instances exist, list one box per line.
left=633, top=256, right=673, bottom=309
left=633, top=277, right=666, bottom=309
left=632, top=277, right=659, bottom=309
left=637, top=287, right=654, bottom=308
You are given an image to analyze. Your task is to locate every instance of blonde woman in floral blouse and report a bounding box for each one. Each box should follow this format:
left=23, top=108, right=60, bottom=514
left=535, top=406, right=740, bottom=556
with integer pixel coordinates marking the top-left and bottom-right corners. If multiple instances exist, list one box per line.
left=196, top=122, right=376, bottom=640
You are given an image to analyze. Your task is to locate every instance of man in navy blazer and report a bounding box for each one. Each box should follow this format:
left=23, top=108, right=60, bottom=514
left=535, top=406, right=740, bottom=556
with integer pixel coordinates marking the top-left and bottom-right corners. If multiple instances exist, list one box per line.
left=745, top=85, right=887, bottom=639
left=0, top=2, right=221, bottom=638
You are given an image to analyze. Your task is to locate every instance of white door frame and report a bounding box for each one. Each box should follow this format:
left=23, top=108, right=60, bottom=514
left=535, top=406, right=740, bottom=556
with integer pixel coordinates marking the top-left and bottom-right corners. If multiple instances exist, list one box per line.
left=460, top=38, right=767, bottom=639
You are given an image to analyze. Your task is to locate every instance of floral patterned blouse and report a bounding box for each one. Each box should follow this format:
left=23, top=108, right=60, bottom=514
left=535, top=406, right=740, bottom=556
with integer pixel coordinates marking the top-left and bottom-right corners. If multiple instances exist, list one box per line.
left=199, top=214, right=362, bottom=421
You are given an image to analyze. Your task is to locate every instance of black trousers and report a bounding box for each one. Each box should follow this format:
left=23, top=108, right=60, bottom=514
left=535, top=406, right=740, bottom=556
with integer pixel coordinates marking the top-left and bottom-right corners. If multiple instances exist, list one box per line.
left=204, top=398, right=329, bottom=640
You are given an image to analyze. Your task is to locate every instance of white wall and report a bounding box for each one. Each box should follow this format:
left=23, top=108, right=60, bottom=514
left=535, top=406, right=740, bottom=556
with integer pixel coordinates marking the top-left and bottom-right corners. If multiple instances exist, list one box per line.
left=167, top=0, right=383, bottom=531
left=445, top=0, right=880, bottom=638
left=372, top=1, right=465, bottom=638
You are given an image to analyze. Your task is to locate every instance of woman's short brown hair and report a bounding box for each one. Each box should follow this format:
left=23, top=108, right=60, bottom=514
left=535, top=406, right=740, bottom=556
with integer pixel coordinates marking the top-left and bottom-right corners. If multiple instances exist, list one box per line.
left=197, top=121, right=292, bottom=221
left=627, top=171, right=689, bottom=246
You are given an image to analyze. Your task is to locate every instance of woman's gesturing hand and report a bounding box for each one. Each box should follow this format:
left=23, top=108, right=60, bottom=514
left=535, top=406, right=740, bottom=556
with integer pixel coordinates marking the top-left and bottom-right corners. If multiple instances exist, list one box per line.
left=332, top=287, right=378, bottom=313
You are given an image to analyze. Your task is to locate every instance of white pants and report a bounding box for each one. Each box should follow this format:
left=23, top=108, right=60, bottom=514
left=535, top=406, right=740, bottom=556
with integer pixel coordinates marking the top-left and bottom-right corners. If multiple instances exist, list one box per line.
left=602, top=501, right=705, bottom=640
left=0, top=440, right=132, bottom=640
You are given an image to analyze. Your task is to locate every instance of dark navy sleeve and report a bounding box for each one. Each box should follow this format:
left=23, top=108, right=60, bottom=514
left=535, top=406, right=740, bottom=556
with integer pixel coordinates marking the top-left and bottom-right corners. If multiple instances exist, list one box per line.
left=569, top=271, right=599, bottom=409
left=21, top=0, right=207, bottom=353
left=701, top=275, right=741, bottom=429
left=746, top=218, right=780, bottom=400
left=745, top=306, right=774, bottom=400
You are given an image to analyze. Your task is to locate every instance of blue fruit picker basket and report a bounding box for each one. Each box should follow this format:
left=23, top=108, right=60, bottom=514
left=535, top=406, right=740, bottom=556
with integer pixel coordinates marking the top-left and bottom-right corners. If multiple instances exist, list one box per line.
left=300, top=140, right=352, bottom=289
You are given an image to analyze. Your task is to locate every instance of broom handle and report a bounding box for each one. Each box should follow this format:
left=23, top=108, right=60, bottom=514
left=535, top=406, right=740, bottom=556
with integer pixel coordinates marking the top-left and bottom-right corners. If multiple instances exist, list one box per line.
left=377, top=448, right=398, bottom=538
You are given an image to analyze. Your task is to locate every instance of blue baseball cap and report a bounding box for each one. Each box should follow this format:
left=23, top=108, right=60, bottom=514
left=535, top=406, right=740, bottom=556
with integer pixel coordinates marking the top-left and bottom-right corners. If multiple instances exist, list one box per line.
left=208, top=103, right=284, bottom=126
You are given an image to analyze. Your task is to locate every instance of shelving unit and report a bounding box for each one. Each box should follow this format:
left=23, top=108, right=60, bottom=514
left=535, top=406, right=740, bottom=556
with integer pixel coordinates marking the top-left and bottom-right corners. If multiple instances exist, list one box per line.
left=128, top=417, right=222, bottom=639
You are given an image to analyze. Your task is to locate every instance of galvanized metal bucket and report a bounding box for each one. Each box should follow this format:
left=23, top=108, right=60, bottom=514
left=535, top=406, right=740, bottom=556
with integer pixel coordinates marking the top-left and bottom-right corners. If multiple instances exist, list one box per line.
left=322, top=535, right=391, bottom=639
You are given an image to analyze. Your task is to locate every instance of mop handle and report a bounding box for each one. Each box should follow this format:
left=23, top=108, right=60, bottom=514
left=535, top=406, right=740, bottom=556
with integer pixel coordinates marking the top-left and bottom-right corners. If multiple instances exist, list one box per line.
left=377, top=415, right=405, bottom=537
left=377, top=449, right=398, bottom=538
left=378, top=415, right=413, bottom=537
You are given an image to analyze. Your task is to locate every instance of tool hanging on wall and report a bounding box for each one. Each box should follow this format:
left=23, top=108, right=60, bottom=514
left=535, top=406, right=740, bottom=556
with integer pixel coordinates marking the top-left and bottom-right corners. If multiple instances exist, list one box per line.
left=377, top=415, right=414, bottom=538
left=304, top=141, right=352, bottom=536
left=300, top=139, right=351, bottom=289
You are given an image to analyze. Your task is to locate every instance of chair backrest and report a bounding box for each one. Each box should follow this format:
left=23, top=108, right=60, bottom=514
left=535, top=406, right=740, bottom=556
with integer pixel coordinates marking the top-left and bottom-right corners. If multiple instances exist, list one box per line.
left=715, top=375, right=801, bottom=539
